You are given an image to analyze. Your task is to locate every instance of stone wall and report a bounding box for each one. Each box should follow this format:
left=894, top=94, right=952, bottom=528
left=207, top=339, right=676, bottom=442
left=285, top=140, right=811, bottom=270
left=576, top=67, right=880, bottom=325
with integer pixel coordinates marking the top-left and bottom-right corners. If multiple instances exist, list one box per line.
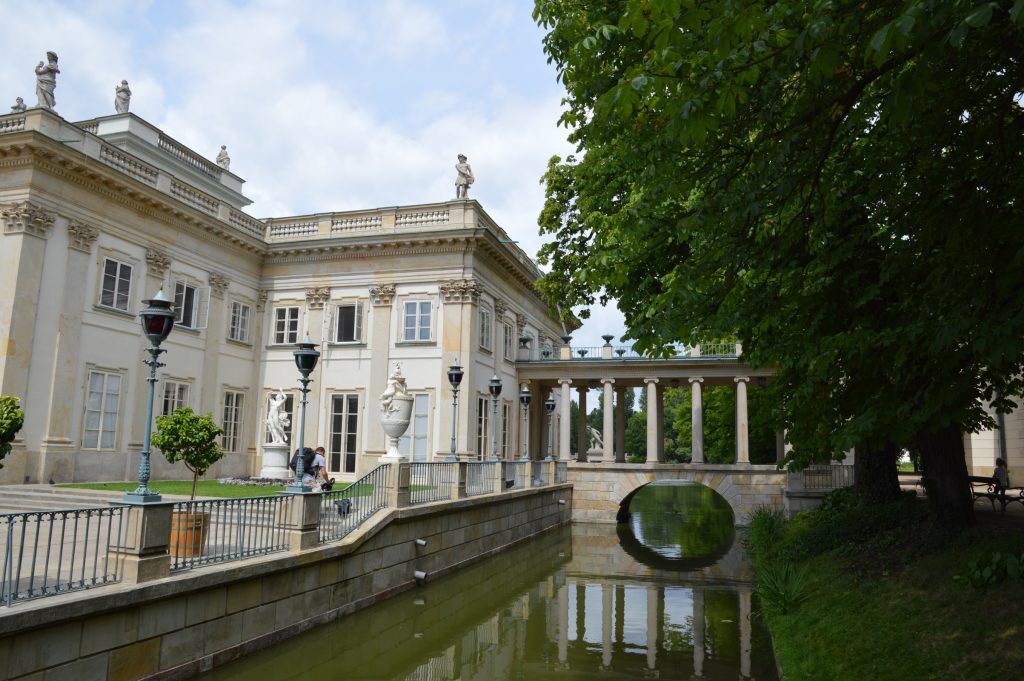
left=0, top=486, right=572, bottom=681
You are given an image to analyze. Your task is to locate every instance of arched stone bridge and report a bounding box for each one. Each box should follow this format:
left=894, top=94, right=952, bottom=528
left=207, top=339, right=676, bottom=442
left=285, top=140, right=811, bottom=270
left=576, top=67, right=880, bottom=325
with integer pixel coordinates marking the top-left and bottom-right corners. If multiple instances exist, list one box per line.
left=567, top=463, right=787, bottom=526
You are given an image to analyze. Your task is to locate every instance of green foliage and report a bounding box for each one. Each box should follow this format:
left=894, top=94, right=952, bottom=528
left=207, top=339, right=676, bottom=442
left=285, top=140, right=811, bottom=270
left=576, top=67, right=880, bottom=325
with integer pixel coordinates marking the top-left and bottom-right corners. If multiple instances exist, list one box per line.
left=151, top=407, right=225, bottom=500
left=756, top=560, right=814, bottom=615
left=954, top=551, right=1024, bottom=588
left=745, top=505, right=786, bottom=560
left=0, top=396, right=25, bottom=467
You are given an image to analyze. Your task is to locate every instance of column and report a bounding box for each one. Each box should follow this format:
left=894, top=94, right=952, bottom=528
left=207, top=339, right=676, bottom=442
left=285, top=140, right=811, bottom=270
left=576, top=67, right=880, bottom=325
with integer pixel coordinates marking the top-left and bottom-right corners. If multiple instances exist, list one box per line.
left=557, top=582, right=569, bottom=670
left=656, top=384, right=664, bottom=461
left=302, top=287, right=329, bottom=449
left=693, top=589, right=705, bottom=677
left=735, top=376, right=750, bottom=464
left=559, top=379, right=572, bottom=461
left=601, top=583, right=613, bottom=671
left=529, top=382, right=545, bottom=460
left=519, top=380, right=531, bottom=459
left=739, top=589, right=752, bottom=678
left=602, top=378, right=615, bottom=463
left=614, top=386, right=626, bottom=463
left=644, top=379, right=659, bottom=463
left=646, top=586, right=658, bottom=674
left=576, top=583, right=586, bottom=642
left=368, top=284, right=396, bottom=460
left=577, top=386, right=588, bottom=462
left=690, top=377, right=705, bottom=464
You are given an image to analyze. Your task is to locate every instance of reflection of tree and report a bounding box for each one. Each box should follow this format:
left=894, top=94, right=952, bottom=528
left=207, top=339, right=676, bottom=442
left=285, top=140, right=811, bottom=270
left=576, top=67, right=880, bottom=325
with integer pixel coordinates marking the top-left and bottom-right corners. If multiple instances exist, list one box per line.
left=629, top=483, right=734, bottom=558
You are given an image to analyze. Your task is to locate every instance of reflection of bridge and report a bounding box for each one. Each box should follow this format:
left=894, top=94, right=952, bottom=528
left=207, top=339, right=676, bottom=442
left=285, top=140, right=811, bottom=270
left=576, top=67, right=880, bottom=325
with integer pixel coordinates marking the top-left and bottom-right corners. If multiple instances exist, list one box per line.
left=569, top=463, right=787, bottom=526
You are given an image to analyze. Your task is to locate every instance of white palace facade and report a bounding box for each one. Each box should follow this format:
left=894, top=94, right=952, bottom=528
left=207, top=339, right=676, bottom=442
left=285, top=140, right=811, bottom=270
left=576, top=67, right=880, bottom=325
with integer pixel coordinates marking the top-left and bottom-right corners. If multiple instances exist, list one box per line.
left=0, top=108, right=571, bottom=485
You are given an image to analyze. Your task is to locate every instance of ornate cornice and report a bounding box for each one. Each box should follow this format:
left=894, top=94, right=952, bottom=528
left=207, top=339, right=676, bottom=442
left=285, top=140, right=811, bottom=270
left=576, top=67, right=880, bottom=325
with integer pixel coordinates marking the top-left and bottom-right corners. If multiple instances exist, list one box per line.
left=439, top=278, right=481, bottom=304
left=208, top=272, right=230, bottom=299
left=305, top=286, right=330, bottom=310
left=369, top=283, right=396, bottom=307
left=0, top=201, right=55, bottom=239
left=66, top=219, right=99, bottom=253
left=146, top=247, right=171, bottom=279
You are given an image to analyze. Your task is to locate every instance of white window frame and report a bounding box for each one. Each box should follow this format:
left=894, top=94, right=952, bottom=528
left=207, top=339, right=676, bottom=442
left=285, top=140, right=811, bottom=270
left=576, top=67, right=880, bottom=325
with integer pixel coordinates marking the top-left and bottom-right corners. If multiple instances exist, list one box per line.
left=476, top=396, right=490, bottom=459
left=222, top=389, right=245, bottom=453
left=399, top=393, right=431, bottom=462
left=98, top=257, right=133, bottom=312
left=83, top=369, right=123, bottom=450
left=273, top=306, right=301, bottom=345
left=173, top=279, right=208, bottom=330
left=501, top=402, right=511, bottom=458
left=333, top=302, right=365, bottom=344
left=478, top=306, right=493, bottom=352
left=328, top=393, right=360, bottom=474
left=160, top=379, right=191, bottom=417
left=502, top=321, right=514, bottom=361
left=402, top=300, right=433, bottom=342
left=228, top=300, right=252, bottom=343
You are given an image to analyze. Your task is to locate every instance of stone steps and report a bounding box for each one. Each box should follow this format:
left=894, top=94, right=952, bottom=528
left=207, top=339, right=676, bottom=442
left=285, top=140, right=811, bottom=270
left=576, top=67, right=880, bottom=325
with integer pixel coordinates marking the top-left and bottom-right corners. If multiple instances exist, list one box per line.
left=0, top=485, right=194, bottom=514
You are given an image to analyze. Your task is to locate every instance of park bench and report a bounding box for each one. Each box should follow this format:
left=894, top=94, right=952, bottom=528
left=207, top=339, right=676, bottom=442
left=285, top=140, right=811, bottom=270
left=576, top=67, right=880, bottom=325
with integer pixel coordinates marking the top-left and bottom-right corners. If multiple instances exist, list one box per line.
left=969, top=475, right=1024, bottom=515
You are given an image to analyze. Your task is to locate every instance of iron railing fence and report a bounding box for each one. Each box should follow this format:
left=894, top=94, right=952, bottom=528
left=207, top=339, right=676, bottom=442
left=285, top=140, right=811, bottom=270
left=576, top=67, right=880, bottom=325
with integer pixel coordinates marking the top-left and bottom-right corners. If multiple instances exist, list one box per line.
left=555, top=462, right=568, bottom=485
left=507, top=461, right=529, bottom=489
left=319, top=464, right=391, bottom=543
left=694, top=342, right=740, bottom=358
left=409, top=462, right=457, bottom=505
left=570, top=346, right=603, bottom=359
left=169, top=495, right=292, bottom=572
left=466, top=462, right=500, bottom=497
left=0, top=506, right=128, bottom=606
left=802, top=464, right=855, bottom=490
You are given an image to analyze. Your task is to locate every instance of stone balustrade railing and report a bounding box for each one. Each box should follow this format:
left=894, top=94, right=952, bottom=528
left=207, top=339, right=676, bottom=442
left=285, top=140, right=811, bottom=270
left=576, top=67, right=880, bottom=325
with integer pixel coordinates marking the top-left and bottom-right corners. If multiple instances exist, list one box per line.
left=158, top=132, right=222, bottom=178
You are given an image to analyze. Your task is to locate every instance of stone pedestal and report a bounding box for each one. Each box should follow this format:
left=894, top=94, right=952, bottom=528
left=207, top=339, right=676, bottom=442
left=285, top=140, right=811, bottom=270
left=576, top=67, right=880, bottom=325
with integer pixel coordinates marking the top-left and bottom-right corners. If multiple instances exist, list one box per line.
left=587, top=448, right=603, bottom=461
left=260, top=443, right=290, bottom=480
left=109, top=502, right=174, bottom=583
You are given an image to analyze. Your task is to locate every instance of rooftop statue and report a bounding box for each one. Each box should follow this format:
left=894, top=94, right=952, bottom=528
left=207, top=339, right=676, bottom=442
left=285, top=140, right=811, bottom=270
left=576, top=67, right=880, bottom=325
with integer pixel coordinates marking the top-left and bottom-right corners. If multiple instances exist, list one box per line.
left=216, top=145, right=231, bottom=170
left=455, top=153, right=474, bottom=198
left=10, top=97, right=26, bottom=113
left=114, top=80, right=131, bottom=113
left=35, top=51, right=60, bottom=110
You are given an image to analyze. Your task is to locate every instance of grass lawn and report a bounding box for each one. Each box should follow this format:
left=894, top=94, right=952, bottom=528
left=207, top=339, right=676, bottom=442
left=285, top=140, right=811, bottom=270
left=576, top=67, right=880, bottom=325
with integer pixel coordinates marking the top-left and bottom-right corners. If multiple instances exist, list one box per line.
left=60, top=480, right=284, bottom=498
left=749, top=493, right=1024, bottom=680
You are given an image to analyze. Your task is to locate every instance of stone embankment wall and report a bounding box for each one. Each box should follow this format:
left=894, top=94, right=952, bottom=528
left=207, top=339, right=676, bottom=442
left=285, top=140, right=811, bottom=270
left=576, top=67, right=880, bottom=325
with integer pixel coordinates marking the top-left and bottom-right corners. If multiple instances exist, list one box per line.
left=0, top=486, right=571, bottom=681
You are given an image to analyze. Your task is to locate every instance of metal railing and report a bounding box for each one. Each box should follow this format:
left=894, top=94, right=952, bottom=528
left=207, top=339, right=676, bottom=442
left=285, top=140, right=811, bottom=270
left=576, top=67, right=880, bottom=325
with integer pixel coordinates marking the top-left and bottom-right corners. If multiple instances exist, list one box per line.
left=555, top=462, right=568, bottom=484
left=170, top=496, right=292, bottom=572
left=802, top=464, right=855, bottom=490
left=522, top=342, right=741, bottom=361
left=319, top=464, right=391, bottom=543
left=0, top=506, right=128, bottom=606
left=409, top=462, right=457, bottom=504
left=466, top=462, right=500, bottom=497
left=507, top=461, right=529, bottom=489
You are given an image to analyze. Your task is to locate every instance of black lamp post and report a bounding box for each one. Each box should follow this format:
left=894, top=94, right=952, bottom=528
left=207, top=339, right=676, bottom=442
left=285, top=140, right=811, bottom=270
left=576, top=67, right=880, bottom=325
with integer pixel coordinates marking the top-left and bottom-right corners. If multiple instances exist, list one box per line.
left=447, top=359, right=464, bottom=459
left=519, top=386, right=531, bottom=460
left=125, top=289, right=175, bottom=503
left=287, top=335, right=320, bottom=493
left=488, top=375, right=502, bottom=460
left=545, top=395, right=556, bottom=460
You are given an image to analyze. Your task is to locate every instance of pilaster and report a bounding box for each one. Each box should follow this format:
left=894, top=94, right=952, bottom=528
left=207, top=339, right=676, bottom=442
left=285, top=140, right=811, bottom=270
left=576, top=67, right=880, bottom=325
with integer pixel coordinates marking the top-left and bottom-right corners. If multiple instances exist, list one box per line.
left=199, top=272, right=230, bottom=416
left=301, top=286, right=329, bottom=451
left=367, top=284, right=395, bottom=461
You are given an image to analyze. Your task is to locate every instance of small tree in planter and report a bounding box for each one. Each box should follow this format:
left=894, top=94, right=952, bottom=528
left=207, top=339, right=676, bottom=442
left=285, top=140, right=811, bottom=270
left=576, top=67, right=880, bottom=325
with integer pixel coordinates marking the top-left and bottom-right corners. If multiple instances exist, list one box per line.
left=0, top=396, right=25, bottom=470
left=151, top=407, right=224, bottom=557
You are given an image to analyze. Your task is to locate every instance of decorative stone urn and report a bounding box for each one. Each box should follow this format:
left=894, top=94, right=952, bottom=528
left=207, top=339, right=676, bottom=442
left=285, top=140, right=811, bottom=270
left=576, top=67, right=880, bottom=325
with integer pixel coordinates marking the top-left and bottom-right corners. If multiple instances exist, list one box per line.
left=379, top=363, right=413, bottom=462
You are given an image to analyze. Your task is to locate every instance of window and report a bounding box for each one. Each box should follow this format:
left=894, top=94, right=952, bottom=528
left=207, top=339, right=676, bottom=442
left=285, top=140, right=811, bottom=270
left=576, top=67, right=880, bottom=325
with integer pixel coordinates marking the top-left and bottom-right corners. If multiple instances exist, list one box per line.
left=334, top=302, right=364, bottom=343
left=478, top=307, right=492, bottom=351
left=173, top=281, right=207, bottom=329
left=502, top=403, right=511, bottom=458
left=329, top=394, right=360, bottom=473
left=273, top=306, right=300, bottom=344
left=503, top=322, right=514, bottom=361
left=222, top=390, right=244, bottom=453
left=403, top=301, right=432, bottom=342
left=476, top=396, right=490, bottom=459
left=399, top=394, right=430, bottom=462
left=83, top=370, right=121, bottom=449
left=99, top=258, right=132, bottom=312
left=265, top=393, right=293, bottom=444
left=228, top=301, right=251, bottom=343
left=161, top=380, right=190, bottom=416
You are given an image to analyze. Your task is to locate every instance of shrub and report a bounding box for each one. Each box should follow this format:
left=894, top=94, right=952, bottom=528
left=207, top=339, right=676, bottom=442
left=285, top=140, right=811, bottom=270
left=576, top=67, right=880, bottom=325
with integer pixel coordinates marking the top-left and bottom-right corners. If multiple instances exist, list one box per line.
left=745, top=505, right=786, bottom=560
left=756, top=560, right=814, bottom=615
left=0, top=396, right=25, bottom=468
left=954, top=551, right=1024, bottom=588
left=151, top=407, right=224, bottom=500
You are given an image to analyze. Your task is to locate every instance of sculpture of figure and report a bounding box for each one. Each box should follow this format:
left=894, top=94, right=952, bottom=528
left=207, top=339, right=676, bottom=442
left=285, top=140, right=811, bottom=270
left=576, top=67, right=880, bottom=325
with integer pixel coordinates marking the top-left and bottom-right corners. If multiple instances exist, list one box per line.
left=455, top=154, right=474, bottom=198
left=216, top=145, right=231, bottom=170
left=114, top=80, right=131, bottom=113
left=10, top=97, right=26, bottom=113
left=380, top=363, right=410, bottom=414
left=266, top=391, right=290, bottom=445
left=587, top=425, right=603, bottom=451
left=35, top=51, right=60, bottom=110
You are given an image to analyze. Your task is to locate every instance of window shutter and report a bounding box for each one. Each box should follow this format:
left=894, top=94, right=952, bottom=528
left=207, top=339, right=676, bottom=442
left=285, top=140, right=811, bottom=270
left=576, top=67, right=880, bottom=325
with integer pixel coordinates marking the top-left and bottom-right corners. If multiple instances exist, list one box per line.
left=356, top=302, right=364, bottom=342
left=196, top=287, right=210, bottom=329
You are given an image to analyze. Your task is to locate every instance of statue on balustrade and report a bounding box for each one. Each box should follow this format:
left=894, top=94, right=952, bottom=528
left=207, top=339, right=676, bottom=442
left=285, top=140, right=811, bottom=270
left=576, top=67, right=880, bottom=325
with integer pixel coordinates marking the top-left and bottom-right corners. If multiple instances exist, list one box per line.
left=34, top=52, right=60, bottom=110
left=114, top=80, right=131, bottom=113
left=10, top=97, right=26, bottom=113
left=455, top=153, right=474, bottom=198
left=216, top=145, right=231, bottom=169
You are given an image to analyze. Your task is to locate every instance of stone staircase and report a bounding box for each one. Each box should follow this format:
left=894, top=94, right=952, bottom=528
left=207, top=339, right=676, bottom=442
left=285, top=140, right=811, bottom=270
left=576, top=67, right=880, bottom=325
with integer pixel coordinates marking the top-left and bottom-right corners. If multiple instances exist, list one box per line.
left=0, top=485, right=193, bottom=514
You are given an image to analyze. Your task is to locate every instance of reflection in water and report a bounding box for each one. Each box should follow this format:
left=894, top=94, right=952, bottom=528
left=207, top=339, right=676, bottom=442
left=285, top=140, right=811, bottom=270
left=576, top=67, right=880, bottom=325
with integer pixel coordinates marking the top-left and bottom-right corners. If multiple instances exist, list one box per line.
left=199, top=489, right=776, bottom=681
left=628, top=481, right=735, bottom=560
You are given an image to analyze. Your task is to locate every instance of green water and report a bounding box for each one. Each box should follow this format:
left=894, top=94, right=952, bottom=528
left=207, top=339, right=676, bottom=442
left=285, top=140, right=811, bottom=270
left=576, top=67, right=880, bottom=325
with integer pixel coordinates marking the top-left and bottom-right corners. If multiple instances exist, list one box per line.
left=199, top=483, right=777, bottom=680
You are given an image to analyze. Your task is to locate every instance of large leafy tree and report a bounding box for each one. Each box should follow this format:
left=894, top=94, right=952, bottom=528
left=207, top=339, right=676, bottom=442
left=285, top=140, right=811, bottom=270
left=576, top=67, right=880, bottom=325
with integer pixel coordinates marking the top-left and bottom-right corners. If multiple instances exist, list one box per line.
left=534, top=0, right=1024, bottom=526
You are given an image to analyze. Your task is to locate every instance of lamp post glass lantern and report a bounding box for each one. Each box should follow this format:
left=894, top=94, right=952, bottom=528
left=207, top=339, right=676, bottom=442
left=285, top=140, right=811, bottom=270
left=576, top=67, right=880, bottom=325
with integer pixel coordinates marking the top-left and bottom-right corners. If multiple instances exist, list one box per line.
left=545, top=395, right=556, bottom=461
left=125, top=289, right=175, bottom=503
left=447, top=359, right=463, bottom=459
left=287, top=335, right=320, bottom=493
left=489, top=375, right=502, bottom=460
left=519, top=387, right=531, bottom=459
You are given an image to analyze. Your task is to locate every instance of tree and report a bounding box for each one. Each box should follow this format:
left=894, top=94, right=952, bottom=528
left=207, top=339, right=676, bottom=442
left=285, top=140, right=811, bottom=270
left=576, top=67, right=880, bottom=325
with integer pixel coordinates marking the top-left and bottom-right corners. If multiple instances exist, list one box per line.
left=151, top=407, right=225, bottom=500
left=534, top=0, right=1024, bottom=526
left=0, top=396, right=24, bottom=469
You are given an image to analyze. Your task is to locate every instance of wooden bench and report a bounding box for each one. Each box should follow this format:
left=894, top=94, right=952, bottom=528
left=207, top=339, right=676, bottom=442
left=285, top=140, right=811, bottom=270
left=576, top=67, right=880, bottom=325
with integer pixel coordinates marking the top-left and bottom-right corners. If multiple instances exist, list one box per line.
left=969, top=475, right=1024, bottom=515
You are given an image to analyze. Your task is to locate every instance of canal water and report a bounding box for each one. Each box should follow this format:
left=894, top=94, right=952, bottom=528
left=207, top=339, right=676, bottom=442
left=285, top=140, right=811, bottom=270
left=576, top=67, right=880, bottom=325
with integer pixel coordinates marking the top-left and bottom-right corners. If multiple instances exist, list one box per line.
left=199, top=481, right=778, bottom=680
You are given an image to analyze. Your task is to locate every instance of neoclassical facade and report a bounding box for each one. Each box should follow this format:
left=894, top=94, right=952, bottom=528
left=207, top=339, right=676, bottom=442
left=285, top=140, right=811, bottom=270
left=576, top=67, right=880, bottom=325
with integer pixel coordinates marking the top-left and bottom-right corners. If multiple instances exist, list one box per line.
left=0, top=108, right=567, bottom=484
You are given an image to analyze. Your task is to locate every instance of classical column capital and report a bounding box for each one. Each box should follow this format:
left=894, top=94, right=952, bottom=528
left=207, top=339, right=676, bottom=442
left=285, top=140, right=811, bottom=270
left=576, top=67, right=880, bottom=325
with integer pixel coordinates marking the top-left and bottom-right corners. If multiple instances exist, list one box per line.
left=558, top=378, right=573, bottom=386
left=369, top=283, right=396, bottom=306
left=516, top=313, right=527, bottom=333
left=1, top=201, right=56, bottom=239
left=439, top=278, right=480, bottom=304
left=305, top=286, right=330, bottom=310
left=643, top=377, right=659, bottom=385
left=145, top=247, right=171, bottom=279
left=734, top=376, right=750, bottom=384
left=208, top=272, right=230, bottom=299
left=689, top=376, right=705, bottom=385
left=66, top=220, right=99, bottom=253
left=601, top=378, right=615, bottom=386
left=494, top=298, right=509, bottom=317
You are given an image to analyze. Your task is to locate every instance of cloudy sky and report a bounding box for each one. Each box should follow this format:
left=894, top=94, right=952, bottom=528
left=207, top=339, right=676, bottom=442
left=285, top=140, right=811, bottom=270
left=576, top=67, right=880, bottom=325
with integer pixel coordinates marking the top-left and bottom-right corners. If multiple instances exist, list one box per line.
left=0, top=0, right=627, bottom=348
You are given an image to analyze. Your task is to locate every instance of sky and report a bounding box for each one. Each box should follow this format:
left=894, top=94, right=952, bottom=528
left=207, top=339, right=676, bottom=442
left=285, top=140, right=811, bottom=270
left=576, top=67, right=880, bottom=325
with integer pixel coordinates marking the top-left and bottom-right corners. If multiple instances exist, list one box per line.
left=0, top=0, right=627, bottom=349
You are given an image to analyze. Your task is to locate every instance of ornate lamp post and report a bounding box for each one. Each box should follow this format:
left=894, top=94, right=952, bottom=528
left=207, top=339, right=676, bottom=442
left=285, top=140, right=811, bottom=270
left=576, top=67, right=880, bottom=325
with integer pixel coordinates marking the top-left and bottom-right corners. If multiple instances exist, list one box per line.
left=489, top=375, right=502, bottom=460
left=519, top=386, right=531, bottom=460
left=125, top=290, right=176, bottom=503
left=447, top=359, right=464, bottom=459
left=286, top=335, right=320, bottom=493
left=545, top=394, right=556, bottom=461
